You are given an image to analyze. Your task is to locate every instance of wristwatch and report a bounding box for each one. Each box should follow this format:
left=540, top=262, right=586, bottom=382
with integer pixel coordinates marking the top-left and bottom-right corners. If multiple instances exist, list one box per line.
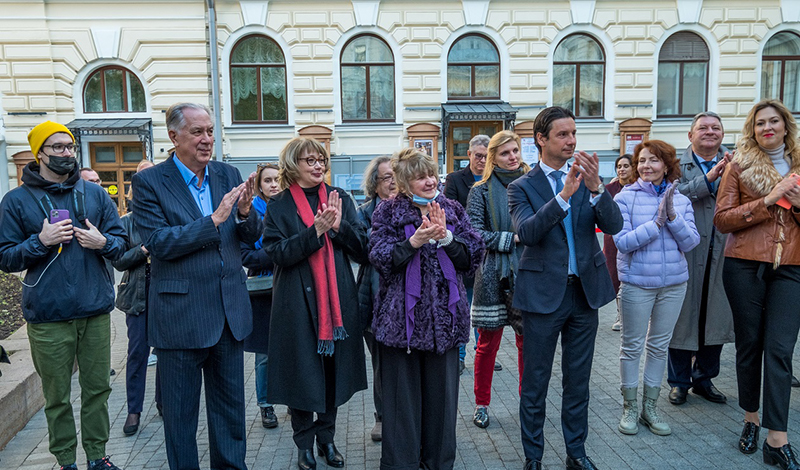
left=589, top=182, right=605, bottom=196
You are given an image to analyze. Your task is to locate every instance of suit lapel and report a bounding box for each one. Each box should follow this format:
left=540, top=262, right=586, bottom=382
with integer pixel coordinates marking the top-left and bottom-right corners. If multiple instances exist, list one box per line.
left=161, top=156, right=203, bottom=220
left=529, top=165, right=556, bottom=200
left=209, top=163, right=226, bottom=211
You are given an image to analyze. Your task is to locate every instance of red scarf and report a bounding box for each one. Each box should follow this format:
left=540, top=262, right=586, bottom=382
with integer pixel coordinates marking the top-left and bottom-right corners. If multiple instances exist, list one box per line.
left=288, top=183, right=346, bottom=355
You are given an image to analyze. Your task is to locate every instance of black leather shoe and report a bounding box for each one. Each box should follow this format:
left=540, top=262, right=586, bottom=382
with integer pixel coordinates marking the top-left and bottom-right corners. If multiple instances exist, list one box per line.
left=793, top=375, right=800, bottom=388
left=566, top=455, right=599, bottom=470
left=668, top=386, right=688, bottom=405
left=316, top=442, right=344, bottom=468
left=297, top=448, right=316, bottom=470
left=692, top=383, right=727, bottom=403
left=123, top=413, right=140, bottom=436
left=763, top=441, right=800, bottom=469
left=261, top=406, right=278, bottom=429
left=473, top=406, right=490, bottom=428
left=494, top=361, right=503, bottom=371
left=740, top=421, right=760, bottom=454
left=523, top=459, right=542, bottom=470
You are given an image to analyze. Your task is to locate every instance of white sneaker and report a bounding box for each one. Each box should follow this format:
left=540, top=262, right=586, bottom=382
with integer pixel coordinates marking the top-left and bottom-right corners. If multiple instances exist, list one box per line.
left=147, top=354, right=158, bottom=366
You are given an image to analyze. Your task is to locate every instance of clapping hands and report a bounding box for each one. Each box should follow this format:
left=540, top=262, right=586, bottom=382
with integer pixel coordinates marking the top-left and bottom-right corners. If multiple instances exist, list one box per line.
left=655, top=184, right=677, bottom=227
left=314, top=190, right=343, bottom=237
left=409, top=202, right=447, bottom=248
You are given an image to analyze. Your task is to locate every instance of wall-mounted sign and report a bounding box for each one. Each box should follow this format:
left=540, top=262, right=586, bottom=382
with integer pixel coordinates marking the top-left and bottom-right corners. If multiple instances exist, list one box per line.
left=414, top=139, right=433, bottom=156
left=625, top=134, right=644, bottom=155
left=521, top=137, right=539, bottom=166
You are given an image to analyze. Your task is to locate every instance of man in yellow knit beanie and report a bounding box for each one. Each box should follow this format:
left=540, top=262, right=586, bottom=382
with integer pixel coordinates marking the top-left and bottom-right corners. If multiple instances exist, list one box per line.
left=0, top=120, right=128, bottom=470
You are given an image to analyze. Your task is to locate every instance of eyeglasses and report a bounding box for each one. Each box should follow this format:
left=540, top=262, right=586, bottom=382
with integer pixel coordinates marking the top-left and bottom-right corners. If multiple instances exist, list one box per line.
left=378, top=175, right=395, bottom=183
left=472, top=153, right=488, bottom=162
left=42, top=143, right=78, bottom=154
left=304, top=157, right=328, bottom=168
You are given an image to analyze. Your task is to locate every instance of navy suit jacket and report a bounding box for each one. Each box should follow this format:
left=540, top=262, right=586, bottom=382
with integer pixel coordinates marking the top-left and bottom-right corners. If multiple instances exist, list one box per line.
left=508, top=164, right=622, bottom=314
left=131, top=156, right=262, bottom=349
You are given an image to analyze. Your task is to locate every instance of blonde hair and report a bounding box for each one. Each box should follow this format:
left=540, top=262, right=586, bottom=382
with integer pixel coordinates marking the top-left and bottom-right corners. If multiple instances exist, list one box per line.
left=475, top=130, right=530, bottom=186
left=738, top=99, right=798, bottom=158
left=255, top=162, right=280, bottom=200
left=278, top=137, right=329, bottom=189
left=392, top=147, right=438, bottom=196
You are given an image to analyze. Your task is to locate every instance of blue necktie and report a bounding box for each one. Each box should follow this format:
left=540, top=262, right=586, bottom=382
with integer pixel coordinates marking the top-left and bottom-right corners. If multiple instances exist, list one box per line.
left=551, top=170, right=578, bottom=276
left=700, top=160, right=716, bottom=192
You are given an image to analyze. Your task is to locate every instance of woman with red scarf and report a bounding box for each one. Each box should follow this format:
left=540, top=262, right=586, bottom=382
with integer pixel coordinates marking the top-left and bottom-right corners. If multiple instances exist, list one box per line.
left=263, top=137, right=368, bottom=470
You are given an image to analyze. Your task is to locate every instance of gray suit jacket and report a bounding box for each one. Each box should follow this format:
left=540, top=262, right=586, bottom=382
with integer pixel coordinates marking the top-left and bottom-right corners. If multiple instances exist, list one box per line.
left=131, top=156, right=262, bottom=349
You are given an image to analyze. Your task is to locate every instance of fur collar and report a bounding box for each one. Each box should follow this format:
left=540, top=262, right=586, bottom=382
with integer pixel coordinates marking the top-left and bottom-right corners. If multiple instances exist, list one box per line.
left=735, top=146, right=800, bottom=196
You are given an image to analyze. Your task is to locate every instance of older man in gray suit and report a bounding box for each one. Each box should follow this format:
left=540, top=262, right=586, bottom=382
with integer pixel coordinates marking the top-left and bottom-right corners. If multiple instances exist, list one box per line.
left=667, top=111, right=734, bottom=406
left=132, top=103, right=261, bottom=470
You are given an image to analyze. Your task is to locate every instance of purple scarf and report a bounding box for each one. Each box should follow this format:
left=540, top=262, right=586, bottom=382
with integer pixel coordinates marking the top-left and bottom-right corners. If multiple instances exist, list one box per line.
left=403, top=223, right=459, bottom=352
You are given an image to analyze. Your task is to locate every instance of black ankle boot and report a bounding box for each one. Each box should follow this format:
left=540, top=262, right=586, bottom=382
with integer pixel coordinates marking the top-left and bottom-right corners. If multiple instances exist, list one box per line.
left=763, top=441, right=800, bottom=470
left=739, top=421, right=760, bottom=454
left=297, top=448, right=316, bottom=470
left=316, top=442, right=344, bottom=468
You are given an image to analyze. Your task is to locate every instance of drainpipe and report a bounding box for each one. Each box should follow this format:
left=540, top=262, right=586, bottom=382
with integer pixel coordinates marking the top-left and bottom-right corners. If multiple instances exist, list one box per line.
left=207, top=0, right=224, bottom=161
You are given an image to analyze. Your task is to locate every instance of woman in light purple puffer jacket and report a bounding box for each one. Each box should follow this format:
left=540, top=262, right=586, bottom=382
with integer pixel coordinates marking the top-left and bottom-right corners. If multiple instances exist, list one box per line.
left=612, top=140, right=700, bottom=439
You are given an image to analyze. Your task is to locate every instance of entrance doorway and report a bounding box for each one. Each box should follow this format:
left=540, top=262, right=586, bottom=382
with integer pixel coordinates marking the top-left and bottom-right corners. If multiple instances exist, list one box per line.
left=446, top=121, right=502, bottom=173
left=89, top=142, right=145, bottom=214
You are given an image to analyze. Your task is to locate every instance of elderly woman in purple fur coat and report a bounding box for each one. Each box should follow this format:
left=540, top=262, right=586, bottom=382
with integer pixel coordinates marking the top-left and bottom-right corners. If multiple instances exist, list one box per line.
left=370, top=148, right=484, bottom=470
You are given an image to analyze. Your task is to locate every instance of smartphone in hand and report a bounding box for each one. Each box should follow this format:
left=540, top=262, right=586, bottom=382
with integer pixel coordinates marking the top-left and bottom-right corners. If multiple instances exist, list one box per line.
left=776, top=173, right=800, bottom=210
left=49, top=209, right=71, bottom=243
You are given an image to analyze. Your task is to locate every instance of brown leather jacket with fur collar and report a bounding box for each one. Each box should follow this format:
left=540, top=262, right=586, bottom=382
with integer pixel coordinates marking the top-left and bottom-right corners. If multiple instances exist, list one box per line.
left=714, top=146, right=800, bottom=268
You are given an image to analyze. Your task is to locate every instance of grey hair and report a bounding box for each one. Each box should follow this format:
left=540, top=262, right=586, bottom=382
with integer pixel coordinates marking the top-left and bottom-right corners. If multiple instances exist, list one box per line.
left=691, top=111, right=723, bottom=132
left=166, top=103, right=212, bottom=132
left=361, top=155, right=392, bottom=199
left=469, top=134, right=490, bottom=150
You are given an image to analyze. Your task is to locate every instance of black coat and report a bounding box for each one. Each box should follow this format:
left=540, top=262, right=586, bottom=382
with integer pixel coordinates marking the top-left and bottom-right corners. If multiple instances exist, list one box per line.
left=355, top=197, right=381, bottom=331
left=241, top=238, right=273, bottom=355
left=113, top=212, right=148, bottom=315
left=444, top=165, right=479, bottom=209
left=263, top=185, right=368, bottom=412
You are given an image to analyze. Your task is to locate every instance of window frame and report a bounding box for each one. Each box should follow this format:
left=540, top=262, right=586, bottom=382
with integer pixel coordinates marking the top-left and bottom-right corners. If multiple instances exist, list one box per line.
left=447, top=33, right=501, bottom=101
left=657, top=32, right=710, bottom=118
left=340, top=33, right=396, bottom=123
left=229, top=34, right=289, bottom=125
left=552, top=33, right=606, bottom=119
left=82, top=65, right=146, bottom=114
left=761, top=31, right=800, bottom=114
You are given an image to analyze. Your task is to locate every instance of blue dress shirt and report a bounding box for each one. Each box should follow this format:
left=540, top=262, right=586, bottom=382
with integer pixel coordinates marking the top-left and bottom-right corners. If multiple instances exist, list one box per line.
left=173, top=154, right=213, bottom=216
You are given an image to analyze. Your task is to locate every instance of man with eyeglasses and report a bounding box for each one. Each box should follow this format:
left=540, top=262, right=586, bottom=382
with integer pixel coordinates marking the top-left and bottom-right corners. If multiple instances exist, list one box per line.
left=444, top=134, right=499, bottom=375
left=0, top=121, right=128, bottom=470
left=80, top=167, right=103, bottom=186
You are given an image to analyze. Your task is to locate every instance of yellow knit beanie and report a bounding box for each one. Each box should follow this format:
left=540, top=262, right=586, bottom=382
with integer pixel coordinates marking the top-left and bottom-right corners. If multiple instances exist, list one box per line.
left=28, top=121, right=75, bottom=163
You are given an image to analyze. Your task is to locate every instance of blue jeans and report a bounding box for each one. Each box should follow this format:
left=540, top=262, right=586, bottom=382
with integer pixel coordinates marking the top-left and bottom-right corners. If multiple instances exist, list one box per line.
left=255, top=353, right=272, bottom=407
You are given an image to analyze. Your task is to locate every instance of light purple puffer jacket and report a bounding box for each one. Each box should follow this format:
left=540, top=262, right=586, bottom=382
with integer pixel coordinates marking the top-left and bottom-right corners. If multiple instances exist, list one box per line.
left=613, top=179, right=700, bottom=288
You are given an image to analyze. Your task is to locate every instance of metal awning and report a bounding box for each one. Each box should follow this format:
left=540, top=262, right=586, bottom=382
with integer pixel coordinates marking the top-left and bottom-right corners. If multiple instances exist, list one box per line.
left=65, top=118, right=154, bottom=160
left=441, top=102, right=518, bottom=122
left=441, top=102, right=518, bottom=161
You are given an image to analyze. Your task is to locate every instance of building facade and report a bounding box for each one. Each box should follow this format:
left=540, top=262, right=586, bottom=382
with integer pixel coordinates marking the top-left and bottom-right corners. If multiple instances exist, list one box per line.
left=1, top=0, right=799, bottom=204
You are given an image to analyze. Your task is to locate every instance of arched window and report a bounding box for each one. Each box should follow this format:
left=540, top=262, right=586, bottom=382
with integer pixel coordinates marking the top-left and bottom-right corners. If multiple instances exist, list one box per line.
left=657, top=32, right=709, bottom=117
left=762, top=31, right=800, bottom=113
left=83, top=66, right=146, bottom=113
left=341, top=34, right=395, bottom=122
left=553, top=34, right=605, bottom=117
left=230, top=35, right=288, bottom=123
left=447, top=34, right=500, bottom=100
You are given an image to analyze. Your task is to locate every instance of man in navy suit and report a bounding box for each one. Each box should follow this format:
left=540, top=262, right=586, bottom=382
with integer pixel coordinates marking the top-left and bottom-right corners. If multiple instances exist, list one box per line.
left=131, top=103, right=262, bottom=470
left=508, top=107, right=622, bottom=470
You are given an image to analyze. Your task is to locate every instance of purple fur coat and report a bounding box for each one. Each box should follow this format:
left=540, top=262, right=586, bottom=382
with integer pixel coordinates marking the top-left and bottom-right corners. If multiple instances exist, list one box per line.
left=369, top=194, right=484, bottom=354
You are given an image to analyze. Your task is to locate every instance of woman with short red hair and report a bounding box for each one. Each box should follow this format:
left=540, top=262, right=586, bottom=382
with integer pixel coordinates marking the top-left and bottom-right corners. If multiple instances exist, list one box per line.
left=612, top=140, right=700, bottom=437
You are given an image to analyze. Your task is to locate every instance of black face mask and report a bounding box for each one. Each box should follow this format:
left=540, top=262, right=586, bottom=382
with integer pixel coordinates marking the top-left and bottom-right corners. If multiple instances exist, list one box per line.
left=43, top=155, right=76, bottom=176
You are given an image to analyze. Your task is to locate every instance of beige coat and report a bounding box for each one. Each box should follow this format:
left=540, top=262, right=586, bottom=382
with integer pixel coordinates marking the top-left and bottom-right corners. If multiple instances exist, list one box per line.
left=671, top=146, right=733, bottom=350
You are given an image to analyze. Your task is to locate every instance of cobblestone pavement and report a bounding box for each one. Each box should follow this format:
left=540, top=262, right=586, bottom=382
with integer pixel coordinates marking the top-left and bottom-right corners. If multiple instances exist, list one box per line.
left=2, top=302, right=799, bottom=470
